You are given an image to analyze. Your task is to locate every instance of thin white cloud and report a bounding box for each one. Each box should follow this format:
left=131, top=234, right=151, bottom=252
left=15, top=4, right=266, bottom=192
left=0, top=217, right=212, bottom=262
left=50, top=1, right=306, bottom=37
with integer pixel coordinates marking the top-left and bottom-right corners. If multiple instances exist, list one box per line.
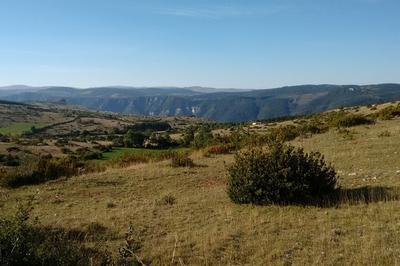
left=155, top=5, right=286, bottom=19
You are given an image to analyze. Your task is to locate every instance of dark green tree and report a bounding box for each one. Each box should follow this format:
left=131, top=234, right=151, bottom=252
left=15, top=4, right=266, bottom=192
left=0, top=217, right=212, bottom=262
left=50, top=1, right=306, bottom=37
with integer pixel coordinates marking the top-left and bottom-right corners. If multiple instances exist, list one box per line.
left=123, top=130, right=145, bottom=148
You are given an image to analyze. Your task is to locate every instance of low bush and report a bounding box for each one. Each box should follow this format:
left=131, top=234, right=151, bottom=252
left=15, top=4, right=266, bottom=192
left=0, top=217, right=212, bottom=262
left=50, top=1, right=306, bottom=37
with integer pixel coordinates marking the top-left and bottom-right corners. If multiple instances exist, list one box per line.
left=227, top=143, right=337, bottom=205
left=373, top=103, right=400, bottom=120
left=203, top=144, right=235, bottom=156
left=1, top=156, right=83, bottom=188
left=266, top=125, right=300, bottom=142
left=118, top=224, right=144, bottom=265
left=112, top=136, right=124, bottom=147
left=79, top=150, right=103, bottom=161
left=93, top=144, right=112, bottom=152
left=331, top=113, right=374, bottom=128
left=193, top=126, right=214, bottom=149
left=0, top=203, right=111, bottom=265
left=60, top=147, right=73, bottom=155
left=337, top=128, right=357, bottom=140
left=297, top=120, right=327, bottom=136
left=158, top=194, right=177, bottom=205
left=171, top=153, right=194, bottom=168
left=55, top=138, right=69, bottom=147
left=108, top=153, right=151, bottom=167
left=0, top=154, right=20, bottom=166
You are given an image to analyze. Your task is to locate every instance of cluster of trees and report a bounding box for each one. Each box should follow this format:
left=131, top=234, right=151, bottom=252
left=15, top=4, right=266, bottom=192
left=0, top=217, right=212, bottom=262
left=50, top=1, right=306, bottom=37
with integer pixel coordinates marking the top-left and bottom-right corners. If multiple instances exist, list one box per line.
left=181, top=125, right=214, bottom=148
left=118, top=123, right=216, bottom=150
left=121, top=130, right=175, bottom=149
left=114, top=122, right=176, bottom=149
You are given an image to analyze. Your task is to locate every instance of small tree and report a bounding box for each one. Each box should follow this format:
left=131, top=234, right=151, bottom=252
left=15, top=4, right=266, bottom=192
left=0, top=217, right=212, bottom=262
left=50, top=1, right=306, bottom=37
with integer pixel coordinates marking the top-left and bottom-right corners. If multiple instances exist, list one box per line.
left=193, top=126, right=213, bottom=148
left=123, top=130, right=145, bottom=148
left=181, top=126, right=195, bottom=146
left=227, top=142, right=337, bottom=205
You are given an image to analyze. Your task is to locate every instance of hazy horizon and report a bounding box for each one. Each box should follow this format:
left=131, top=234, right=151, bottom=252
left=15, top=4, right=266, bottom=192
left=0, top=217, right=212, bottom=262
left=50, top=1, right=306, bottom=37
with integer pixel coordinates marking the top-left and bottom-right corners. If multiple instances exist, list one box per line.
left=2, top=82, right=400, bottom=92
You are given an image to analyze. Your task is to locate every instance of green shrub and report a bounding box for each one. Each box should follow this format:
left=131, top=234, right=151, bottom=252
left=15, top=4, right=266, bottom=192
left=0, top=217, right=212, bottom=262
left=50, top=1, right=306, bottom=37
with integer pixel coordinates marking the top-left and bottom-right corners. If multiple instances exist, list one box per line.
left=193, top=126, right=214, bottom=148
left=227, top=143, right=337, bottom=205
left=144, top=132, right=176, bottom=149
left=331, top=113, right=374, bottom=128
left=373, top=104, right=400, bottom=120
left=171, top=153, right=194, bottom=168
left=225, top=128, right=248, bottom=149
left=76, top=148, right=103, bottom=160
left=60, top=147, right=73, bottom=154
left=0, top=154, right=20, bottom=166
left=181, top=126, right=195, bottom=146
left=266, top=125, right=300, bottom=142
left=0, top=203, right=111, bottom=265
left=93, top=144, right=112, bottom=152
left=1, top=157, right=82, bottom=188
left=123, top=130, right=146, bottom=148
left=203, top=144, right=235, bottom=157
left=55, top=138, right=69, bottom=147
left=337, top=128, right=357, bottom=140
left=112, top=136, right=124, bottom=147
left=297, top=120, right=327, bottom=136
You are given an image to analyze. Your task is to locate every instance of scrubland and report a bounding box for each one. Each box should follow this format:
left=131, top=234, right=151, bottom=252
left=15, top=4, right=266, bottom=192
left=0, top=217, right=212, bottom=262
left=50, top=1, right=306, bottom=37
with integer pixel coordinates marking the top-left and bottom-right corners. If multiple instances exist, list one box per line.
left=2, top=110, right=400, bottom=264
left=0, top=119, right=400, bottom=265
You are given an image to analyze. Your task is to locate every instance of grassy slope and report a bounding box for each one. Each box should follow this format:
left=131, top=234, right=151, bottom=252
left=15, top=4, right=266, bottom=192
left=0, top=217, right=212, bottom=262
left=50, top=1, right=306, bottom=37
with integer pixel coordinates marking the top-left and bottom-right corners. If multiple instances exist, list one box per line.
left=100, top=147, right=189, bottom=161
left=0, top=122, right=47, bottom=136
left=1, top=119, right=400, bottom=265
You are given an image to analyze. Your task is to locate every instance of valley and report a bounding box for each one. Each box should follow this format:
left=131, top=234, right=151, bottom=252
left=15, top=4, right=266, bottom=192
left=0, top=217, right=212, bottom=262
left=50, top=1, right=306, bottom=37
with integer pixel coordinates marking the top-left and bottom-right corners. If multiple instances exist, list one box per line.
left=1, top=100, right=400, bottom=264
left=2, top=84, right=400, bottom=122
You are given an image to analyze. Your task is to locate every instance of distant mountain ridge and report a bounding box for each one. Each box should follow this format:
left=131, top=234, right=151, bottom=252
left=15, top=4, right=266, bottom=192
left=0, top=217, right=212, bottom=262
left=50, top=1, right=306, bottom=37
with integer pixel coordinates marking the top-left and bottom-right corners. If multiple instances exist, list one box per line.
left=1, top=84, right=400, bottom=122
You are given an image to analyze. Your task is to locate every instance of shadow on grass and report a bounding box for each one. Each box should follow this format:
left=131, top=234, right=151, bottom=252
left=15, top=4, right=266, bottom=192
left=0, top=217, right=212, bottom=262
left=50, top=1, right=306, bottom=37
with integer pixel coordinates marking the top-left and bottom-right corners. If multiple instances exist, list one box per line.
left=317, top=186, right=400, bottom=207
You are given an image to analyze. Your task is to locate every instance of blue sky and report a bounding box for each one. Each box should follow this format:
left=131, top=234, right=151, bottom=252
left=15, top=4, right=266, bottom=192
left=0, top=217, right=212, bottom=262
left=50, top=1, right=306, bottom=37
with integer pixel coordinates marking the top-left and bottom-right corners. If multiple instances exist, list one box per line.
left=0, top=0, right=399, bottom=88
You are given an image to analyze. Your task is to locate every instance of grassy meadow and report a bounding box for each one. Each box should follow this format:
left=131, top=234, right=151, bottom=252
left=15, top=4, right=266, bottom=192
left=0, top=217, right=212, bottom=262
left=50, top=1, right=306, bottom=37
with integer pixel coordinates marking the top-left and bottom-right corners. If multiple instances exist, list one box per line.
left=0, top=122, right=47, bottom=136
left=1, top=117, right=400, bottom=265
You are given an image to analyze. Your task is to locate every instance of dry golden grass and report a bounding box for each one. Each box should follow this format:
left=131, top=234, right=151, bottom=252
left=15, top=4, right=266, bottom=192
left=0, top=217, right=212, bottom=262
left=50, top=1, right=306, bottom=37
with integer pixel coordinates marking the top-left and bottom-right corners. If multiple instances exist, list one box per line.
left=1, top=118, right=400, bottom=265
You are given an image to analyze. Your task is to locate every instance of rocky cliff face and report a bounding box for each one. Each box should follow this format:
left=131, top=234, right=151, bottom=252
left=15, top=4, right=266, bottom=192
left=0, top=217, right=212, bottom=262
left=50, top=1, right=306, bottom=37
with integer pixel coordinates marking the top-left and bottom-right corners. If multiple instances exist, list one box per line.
left=1, top=84, right=400, bottom=122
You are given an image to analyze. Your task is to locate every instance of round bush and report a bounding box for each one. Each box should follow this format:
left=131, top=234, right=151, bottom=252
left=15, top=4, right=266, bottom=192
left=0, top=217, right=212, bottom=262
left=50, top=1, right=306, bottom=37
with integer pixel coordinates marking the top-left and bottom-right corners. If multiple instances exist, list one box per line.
left=171, top=153, right=194, bottom=168
left=227, top=143, right=337, bottom=204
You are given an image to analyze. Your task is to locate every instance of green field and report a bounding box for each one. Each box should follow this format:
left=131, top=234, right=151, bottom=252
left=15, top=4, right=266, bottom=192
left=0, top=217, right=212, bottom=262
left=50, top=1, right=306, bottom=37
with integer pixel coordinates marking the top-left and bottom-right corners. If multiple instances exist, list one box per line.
left=100, top=147, right=189, bottom=161
left=0, top=122, right=47, bottom=136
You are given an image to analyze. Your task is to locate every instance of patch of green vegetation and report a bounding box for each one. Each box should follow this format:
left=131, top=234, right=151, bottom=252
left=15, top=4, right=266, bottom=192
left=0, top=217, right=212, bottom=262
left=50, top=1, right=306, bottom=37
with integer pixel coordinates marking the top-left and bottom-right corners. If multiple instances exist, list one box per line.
left=0, top=122, right=47, bottom=136
left=227, top=142, right=337, bottom=205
